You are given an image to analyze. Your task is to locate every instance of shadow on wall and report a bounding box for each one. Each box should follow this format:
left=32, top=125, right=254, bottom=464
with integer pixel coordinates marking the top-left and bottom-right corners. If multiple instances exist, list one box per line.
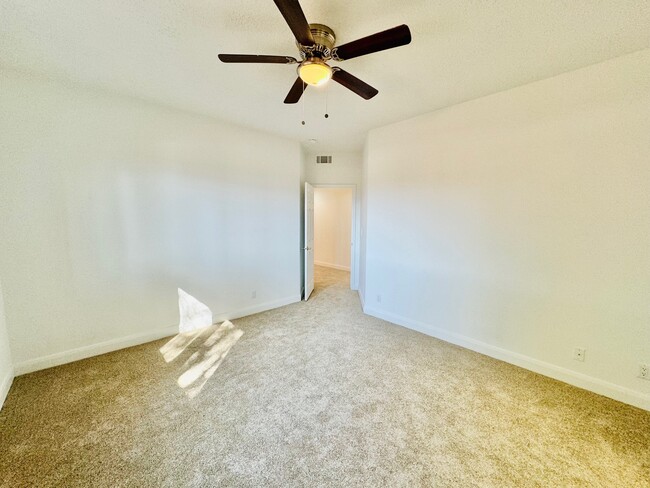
left=159, top=289, right=243, bottom=398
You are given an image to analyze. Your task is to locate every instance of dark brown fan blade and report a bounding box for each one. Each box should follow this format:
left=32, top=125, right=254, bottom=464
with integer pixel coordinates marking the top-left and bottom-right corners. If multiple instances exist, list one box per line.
left=273, top=0, right=314, bottom=46
left=331, top=69, right=378, bottom=100
left=218, top=54, right=298, bottom=64
left=334, top=24, right=411, bottom=61
left=284, top=77, right=307, bottom=104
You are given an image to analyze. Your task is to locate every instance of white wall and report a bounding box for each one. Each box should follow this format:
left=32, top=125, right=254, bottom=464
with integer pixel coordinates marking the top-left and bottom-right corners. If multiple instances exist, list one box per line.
left=0, top=278, right=14, bottom=410
left=314, top=188, right=353, bottom=271
left=304, top=151, right=362, bottom=186
left=0, top=70, right=301, bottom=373
left=362, top=49, right=650, bottom=410
left=299, top=148, right=307, bottom=298
left=359, top=145, right=369, bottom=307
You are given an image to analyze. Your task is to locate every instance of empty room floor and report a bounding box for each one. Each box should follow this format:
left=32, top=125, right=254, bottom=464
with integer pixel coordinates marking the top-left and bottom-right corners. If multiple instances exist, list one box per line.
left=1, top=266, right=648, bottom=487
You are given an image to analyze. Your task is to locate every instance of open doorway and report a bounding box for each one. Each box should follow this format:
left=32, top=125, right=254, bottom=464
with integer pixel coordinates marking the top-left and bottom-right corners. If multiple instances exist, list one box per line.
left=314, top=187, right=353, bottom=274
left=303, top=183, right=358, bottom=301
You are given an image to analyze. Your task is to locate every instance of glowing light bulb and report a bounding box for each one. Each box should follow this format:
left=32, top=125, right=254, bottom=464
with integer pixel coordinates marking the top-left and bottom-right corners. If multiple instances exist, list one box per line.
left=298, top=60, right=332, bottom=86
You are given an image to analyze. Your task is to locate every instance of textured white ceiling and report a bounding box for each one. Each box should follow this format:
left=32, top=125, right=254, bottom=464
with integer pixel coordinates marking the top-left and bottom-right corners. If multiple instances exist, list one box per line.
left=1, top=1, right=649, bottom=152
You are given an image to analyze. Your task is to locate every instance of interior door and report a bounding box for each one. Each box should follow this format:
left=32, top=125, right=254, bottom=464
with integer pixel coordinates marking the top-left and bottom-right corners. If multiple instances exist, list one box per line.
left=304, top=182, right=314, bottom=300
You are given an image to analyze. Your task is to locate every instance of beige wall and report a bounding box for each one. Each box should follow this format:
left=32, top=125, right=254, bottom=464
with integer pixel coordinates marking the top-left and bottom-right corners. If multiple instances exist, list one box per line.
left=361, top=49, right=650, bottom=410
left=314, top=188, right=353, bottom=271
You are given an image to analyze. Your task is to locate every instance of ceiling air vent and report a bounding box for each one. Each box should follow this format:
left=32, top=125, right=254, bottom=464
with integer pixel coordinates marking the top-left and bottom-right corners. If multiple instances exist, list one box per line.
left=316, top=155, right=332, bottom=164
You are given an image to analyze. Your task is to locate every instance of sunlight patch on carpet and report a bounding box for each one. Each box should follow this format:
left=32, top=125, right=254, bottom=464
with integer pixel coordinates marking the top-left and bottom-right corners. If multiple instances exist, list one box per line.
left=160, top=331, right=204, bottom=363
left=161, top=319, right=244, bottom=398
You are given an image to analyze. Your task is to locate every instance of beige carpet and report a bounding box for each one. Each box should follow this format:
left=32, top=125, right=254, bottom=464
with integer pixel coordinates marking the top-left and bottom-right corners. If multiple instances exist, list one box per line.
left=1, top=266, right=648, bottom=487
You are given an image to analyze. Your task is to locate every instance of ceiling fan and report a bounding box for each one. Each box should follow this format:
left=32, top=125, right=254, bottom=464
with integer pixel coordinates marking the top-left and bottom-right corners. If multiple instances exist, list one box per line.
left=218, top=0, right=412, bottom=104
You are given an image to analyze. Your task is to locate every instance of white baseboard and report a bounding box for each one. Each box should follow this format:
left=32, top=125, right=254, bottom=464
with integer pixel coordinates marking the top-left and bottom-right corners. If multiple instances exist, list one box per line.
left=14, top=294, right=301, bottom=376
left=14, top=325, right=178, bottom=376
left=213, top=295, right=301, bottom=322
left=363, top=305, right=650, bottom=412
left=357, top=289, right=365, bottom=309
left=314, top=260, right=350, bottom=271
left=0, top=366, right=14, bottom=411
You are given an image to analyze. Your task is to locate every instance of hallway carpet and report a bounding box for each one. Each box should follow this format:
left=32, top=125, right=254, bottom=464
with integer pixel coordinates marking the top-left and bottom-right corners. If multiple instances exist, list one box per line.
left=1, top=267, right=649, bottom=487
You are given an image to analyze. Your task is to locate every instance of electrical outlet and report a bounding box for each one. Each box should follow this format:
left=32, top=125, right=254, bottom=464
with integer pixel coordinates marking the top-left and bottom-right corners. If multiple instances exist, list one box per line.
left=376, top=294, right=382, bottom=303
left=640, top=363, right=649, bottom=380
left=251, top=290, right=256, bottom=299
left=573, top=347, right=586, bottom=362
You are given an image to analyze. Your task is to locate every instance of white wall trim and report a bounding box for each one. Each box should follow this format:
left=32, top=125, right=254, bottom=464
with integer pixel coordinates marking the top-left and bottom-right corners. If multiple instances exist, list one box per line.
left=14, top=326, right=179, bottom=376
left=314, top=260, right=351, bottom=271
left=212, top=295, right=301, bottom=323
left=0, top=366, right=14, bottom=411
left=363, top=305, right=650, bottom=412
left=357, top=289, right=365, bottom=310
left=14, top=295, right=301, bottom=376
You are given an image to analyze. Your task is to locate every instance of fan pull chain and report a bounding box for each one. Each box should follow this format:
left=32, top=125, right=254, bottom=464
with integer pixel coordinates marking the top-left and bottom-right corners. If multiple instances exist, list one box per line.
left=301, top=80, right=306, bottom=126
left=324, top=84, right=329, bottom=119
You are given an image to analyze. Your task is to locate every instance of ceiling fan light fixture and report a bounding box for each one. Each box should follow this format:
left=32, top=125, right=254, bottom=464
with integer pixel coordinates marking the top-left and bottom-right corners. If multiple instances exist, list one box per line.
left=298, top=59, right=332, bottom=86
left=218, top=1, right=412, bottom=103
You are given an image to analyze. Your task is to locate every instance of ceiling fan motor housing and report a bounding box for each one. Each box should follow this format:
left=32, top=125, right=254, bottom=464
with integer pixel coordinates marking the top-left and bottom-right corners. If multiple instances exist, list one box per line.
left=298, top=23, right=336, bottom=59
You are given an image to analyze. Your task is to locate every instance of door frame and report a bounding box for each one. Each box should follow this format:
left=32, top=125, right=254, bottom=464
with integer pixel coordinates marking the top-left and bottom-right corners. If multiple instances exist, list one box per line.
left=303, top=182, right=315, bottom=301
left=311, top=184, right=359, bottom=290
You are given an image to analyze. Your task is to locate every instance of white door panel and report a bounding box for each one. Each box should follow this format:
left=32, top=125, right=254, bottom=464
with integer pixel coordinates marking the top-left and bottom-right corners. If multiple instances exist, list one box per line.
left=304, top=182, right=314, bottom=300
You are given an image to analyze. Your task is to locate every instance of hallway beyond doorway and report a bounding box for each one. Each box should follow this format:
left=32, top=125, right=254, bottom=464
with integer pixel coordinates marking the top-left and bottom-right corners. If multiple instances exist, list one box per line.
left=313, top=187, right=353, bottom=274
